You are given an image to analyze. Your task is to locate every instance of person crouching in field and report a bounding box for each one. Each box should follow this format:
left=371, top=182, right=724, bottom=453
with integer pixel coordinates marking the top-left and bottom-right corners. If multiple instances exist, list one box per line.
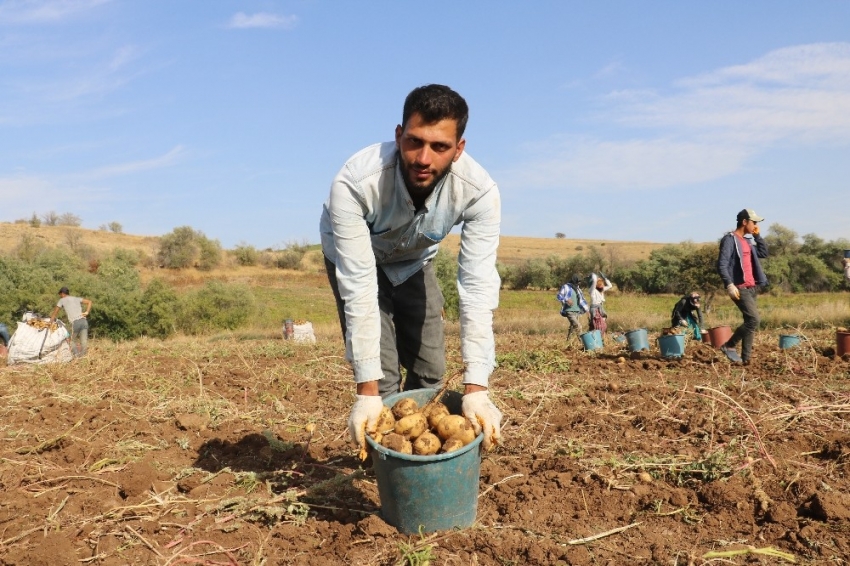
left=49, top=287, right=92, bottom=358
left=556, top=274, right=588, bottom=343
left=671, top=292, right=703, bottom=340
left=588, top=272, right=612, bottom=335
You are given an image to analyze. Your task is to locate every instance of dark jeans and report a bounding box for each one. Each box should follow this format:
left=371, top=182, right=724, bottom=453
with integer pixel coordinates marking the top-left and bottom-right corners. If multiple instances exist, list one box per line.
left=0, top=323, right=10, bottom=348
left=726, top=287, right=760, bottom=362
left=325, top=257, right=445, bottom=398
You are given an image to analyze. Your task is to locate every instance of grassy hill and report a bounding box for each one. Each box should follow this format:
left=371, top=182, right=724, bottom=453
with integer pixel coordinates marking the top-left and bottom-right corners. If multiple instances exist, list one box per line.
left=1, top=221, right=681, bottom=269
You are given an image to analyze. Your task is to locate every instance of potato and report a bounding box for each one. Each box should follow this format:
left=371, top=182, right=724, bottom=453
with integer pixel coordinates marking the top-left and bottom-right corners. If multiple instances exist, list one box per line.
left=380, top=432, right=412, bottom=454
left=435, top=414, right=473, bottom=441
left=425, top=403, right=450, bottom=429
left=450, top=425, right=476, bottom=446
left=375, top=406, right=395, bottom=434
left=394, top=412, right=428, bottom=440
left=441, top=437, right=465, bottom=453
left=413, top=431, right=441, bottom=455
left=392, top=398, right=419, bottom=420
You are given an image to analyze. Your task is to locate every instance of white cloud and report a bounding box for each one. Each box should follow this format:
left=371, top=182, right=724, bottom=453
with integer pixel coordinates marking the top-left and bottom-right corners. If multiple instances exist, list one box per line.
left=227, top=11, right=298, bottom=30
left=83, top=145, right=185, bottom=179
left=502, top=136, right=750, bottom=191
left=0, top=0, right=111, bottom=24
left=0, top=146, right=184, bottom=215
left=509, top=42, right=850, bottom=192
left=611, top=42, right=850, bottom=144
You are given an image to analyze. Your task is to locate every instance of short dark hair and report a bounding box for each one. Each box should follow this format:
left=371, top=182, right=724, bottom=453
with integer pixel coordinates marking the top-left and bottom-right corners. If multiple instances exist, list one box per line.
left=402, top=84, right=469, bottom=140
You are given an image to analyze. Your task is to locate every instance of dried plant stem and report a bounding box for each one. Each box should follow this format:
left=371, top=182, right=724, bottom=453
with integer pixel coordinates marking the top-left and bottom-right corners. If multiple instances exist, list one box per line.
left=567, top=521, right=642, bottom=545
left=693, top=385, right=777, bottom=469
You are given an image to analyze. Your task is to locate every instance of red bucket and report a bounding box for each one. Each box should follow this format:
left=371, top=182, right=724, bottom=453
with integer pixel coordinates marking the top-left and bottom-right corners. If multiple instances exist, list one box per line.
left=837, top=331, right=850, bottom=358
left=706, top=325, right=732, bottom=349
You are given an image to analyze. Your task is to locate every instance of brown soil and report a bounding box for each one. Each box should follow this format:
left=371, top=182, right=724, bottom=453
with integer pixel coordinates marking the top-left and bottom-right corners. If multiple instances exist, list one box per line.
left=1, top=330, right=849, bottom=565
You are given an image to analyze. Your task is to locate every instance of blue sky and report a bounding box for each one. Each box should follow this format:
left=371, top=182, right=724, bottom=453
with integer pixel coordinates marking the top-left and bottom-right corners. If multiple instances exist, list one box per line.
left=1, top=1, right=849, bottom=249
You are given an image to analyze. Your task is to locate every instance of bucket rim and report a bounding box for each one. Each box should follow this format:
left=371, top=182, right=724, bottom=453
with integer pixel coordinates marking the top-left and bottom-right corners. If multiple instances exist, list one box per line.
left=625, top=328, right=648, bottom=336
left=365, top=389, right=484, bottom=462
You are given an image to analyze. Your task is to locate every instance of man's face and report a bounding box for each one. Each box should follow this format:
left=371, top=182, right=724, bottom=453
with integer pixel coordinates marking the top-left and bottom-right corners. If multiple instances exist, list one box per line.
left=395, top=112, right=466, bottom=199
left=742, top=218, right=758, bottom=235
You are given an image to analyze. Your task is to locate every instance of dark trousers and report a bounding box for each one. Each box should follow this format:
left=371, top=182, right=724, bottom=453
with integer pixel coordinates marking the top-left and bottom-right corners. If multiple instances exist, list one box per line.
left=325, top=257, right=445, bottom=398
left=727, top=287, right=760, bottom=362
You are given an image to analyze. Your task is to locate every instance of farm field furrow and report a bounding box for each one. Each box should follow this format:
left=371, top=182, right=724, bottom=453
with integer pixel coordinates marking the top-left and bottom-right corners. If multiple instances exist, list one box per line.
left=2, top=329, right=849, bottom=565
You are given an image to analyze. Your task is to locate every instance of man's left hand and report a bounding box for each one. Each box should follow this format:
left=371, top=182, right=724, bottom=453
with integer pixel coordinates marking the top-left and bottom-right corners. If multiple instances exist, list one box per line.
left=462, top=390, right=502, bottom=450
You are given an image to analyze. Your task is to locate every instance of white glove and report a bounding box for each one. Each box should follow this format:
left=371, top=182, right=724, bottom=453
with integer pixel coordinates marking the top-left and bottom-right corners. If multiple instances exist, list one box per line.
left=462, top=391, right=502, bottom=451
left=348, top=395, right=384, bottom=456
left=726, top=284, right=740, bottom=300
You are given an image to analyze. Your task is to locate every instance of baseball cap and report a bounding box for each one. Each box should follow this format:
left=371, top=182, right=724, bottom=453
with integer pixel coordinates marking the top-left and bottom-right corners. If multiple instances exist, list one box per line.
left=736, top=209, right=764, bottom=222
left=58, top=287, right=70, bottom=295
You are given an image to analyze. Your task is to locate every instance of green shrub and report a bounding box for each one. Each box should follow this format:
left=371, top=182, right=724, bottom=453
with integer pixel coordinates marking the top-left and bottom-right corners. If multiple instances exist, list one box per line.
left=140, top=279, right=179, bottom=339
left=177, top=281, right=256, bottom=334
left=157, top=226, right=222, bottom=270
left=233, top=243, right=259, bottom=266
left=273, top=242, right=308, bottom=270
left=433, top=248, right=459, bottom=320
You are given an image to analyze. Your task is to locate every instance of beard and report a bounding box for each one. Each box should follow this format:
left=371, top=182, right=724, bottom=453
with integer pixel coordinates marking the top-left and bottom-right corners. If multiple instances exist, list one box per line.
left=399, top=157, right=453, bottom=200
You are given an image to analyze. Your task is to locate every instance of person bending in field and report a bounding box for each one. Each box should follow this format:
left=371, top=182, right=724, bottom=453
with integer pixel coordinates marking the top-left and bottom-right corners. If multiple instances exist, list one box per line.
left=319, top=84, right=502, bottom=455
left=843, top=257, right=850, bottom=283
left=49, top=286, right=92, bottom=357
left=671, top=292, right=703, bottom=340
left=588, top=272, right=612, bottom=335
left=556, top=274, right=588, bottom=342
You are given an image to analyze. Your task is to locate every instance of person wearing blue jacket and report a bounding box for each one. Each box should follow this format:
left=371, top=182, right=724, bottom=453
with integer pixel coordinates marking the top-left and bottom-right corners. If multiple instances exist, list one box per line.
left=716, top=209, right=769, bottom=365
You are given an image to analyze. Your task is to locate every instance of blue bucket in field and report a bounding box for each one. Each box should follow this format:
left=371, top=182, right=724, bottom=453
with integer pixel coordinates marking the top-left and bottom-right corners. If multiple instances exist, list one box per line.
left=580, top=330, right=603, bottom=351
left=658, top=334, right=685, bottom=358
left=625, top=328, right=649, bottom=352
left=366, top=389, right=482, bottom=534
left=779, top=334, right=801, bottom=349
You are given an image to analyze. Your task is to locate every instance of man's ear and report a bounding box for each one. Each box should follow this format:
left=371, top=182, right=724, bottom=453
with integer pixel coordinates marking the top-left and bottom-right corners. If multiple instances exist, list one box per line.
left=452, top=137, right=466, bottom=162
left=395, top=124, right=403, bottom=147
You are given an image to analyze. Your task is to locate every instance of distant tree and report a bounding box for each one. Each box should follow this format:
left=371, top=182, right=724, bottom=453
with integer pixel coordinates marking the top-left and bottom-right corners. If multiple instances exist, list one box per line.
left=233, top=243, right=259, bottom=266
left=555, top=232, right=566, bottom=239
left=99, top=221, right=123, bottom=233
left=41, top=211, right=59, bottom=226
left=764, top=223, right=800, bottom=257
left=29, top=213, right=41, bottom=228
left=157, top=226, right=221, bottom=270
left=57, top=213, right=82, bottom=227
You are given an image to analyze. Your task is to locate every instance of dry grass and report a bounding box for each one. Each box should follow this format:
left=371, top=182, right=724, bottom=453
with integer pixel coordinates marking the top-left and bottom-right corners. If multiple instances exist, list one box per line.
left=441, top=233, right=687, bottom=266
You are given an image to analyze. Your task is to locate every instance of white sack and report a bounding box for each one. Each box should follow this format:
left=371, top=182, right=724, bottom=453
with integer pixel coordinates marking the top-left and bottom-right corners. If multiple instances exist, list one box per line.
left=7, top=320, right=73, bottom=365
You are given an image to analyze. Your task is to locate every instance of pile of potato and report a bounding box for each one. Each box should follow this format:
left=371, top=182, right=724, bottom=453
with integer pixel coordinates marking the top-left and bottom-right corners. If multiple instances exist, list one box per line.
left=370, top=397, right=477, bottom=456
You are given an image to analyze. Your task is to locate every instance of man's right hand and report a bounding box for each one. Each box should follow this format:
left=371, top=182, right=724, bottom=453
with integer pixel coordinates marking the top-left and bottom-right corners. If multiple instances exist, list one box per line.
left=726, top=284, right=740, bottom=300
left=348, top=395, right=384, bottom=459
left=565, top=299, right=573, bottom=307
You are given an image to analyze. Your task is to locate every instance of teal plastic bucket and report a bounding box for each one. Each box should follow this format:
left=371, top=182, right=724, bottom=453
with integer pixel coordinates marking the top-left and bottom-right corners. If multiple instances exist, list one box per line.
left=658, top=334, right=685, bottom=358
left=625, top=328, right=649, bottom=352
left=779, top=334, right=801, bottom=349
left=580, top=330, right=603, bottom=351
left=366, top=389, right=482, bottom=534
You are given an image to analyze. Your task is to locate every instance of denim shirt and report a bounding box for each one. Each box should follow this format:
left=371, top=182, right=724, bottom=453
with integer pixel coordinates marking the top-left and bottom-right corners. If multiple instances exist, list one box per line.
left=319, top=142, right=501, bottom=387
